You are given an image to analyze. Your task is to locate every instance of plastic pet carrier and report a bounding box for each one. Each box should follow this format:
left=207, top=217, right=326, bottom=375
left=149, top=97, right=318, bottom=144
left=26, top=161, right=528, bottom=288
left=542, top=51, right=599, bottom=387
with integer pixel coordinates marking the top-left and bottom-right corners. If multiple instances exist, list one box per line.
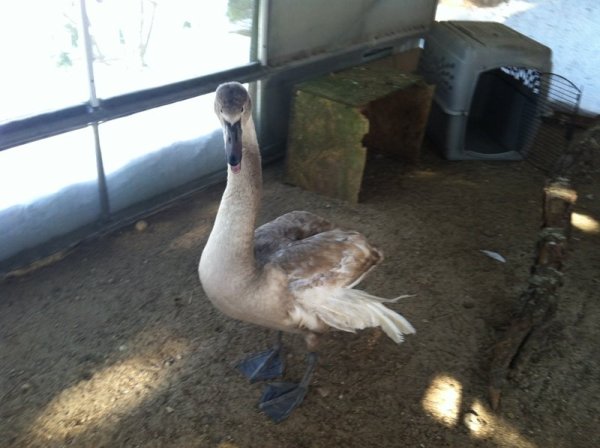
left=420, top=21, right=553, bottom=160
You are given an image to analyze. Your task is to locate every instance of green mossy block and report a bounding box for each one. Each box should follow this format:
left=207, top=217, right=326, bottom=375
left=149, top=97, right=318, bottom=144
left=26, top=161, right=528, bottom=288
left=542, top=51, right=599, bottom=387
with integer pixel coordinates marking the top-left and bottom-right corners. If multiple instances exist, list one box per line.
left=286, top=91, right=368, bottom=203
left=298, top=67, right=423, bottom=107
left=286, top=59, right=434, bottom=202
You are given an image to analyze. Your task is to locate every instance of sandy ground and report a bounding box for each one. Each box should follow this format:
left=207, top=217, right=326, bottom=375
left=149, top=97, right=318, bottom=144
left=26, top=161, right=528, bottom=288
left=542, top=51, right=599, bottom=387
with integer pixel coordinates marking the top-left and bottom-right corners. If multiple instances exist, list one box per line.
left=1, top=141, right=599, bottom=447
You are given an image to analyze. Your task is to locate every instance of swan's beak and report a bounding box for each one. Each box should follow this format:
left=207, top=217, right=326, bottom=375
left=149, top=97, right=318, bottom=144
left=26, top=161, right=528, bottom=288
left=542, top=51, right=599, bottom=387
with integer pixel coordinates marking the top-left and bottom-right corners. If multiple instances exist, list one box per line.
left=224, top=120, right=242, bottom=173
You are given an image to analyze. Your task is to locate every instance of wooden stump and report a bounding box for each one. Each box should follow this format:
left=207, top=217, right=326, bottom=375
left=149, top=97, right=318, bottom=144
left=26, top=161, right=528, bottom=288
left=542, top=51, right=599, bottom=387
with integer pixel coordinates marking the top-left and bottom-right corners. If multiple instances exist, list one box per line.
left=487, top=124, right=600, bottom=410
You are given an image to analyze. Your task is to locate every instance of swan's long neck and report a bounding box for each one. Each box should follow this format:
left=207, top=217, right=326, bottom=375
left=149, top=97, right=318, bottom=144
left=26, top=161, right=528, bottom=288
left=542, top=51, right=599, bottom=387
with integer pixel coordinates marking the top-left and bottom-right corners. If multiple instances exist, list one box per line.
left=204, top=117, right=262, bottom=278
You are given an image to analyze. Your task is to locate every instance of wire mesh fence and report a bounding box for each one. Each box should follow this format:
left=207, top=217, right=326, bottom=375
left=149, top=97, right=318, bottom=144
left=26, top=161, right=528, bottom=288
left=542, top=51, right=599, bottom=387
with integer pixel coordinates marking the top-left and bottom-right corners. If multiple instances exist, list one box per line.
left=500, top=68, right=583, bottom=173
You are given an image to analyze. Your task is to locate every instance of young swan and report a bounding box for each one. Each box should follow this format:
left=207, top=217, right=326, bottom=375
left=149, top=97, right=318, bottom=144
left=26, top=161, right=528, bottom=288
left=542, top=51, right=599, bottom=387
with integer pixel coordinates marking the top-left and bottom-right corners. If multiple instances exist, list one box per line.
left=199, top=82, right=415, bottom=422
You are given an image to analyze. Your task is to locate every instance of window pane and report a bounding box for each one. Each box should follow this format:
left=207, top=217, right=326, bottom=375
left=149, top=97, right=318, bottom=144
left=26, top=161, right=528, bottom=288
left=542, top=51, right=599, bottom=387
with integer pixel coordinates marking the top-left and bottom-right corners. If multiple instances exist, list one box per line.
left=100, top=93, right=226, bottom=213
left=0, top=129, right=98, bottom=209
left=0, top=1, right=90, bottom=123
left=0, top=129, right=100, bottom=260
left=88, top=0, right=254, bottom=99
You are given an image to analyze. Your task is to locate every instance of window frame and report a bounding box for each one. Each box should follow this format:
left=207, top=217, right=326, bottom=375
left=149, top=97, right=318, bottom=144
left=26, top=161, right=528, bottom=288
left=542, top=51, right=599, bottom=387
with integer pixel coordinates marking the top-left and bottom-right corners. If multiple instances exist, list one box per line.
left=0, top=0, right=263, bottom=152
left=0, top=62, right=264, bottom=152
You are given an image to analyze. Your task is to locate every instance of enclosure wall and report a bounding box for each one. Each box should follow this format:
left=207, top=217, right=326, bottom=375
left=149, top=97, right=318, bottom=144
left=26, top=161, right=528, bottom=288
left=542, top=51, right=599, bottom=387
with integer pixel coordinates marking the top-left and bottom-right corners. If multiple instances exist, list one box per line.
left=0, top=0, right=437, bottom=275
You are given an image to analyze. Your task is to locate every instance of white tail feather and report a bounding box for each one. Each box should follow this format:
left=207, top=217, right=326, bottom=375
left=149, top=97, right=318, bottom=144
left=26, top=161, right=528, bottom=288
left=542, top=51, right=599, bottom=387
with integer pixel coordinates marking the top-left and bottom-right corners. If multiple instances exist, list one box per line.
left=294, top=287, right=416, bottom=343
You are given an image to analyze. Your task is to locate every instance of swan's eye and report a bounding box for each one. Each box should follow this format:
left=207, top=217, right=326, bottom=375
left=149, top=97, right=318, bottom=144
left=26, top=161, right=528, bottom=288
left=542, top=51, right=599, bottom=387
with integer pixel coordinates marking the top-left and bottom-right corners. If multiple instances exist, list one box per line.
left=241, top=107, right=244, bottom=113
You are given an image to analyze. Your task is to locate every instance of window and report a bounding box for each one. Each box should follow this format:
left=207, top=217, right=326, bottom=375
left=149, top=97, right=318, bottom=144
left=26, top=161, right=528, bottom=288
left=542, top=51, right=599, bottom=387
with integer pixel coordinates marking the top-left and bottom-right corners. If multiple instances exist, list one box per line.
left=0, top=1, right=258, bottom=270
left=99, top=93, right=223, bottom=213
left=0, top=129, right=100, bottom=261
left=0, top=0, right=256, bottom=124
left=0, top=129, right=97, bottom=209
left=86, top=0, right=254, bottom=98
left=0, top=1, right=89, bottom=122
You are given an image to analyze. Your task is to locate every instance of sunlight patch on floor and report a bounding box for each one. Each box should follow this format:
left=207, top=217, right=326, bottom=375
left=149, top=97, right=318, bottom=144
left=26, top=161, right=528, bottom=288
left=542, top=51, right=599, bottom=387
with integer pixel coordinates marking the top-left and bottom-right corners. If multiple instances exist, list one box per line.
left=27, top=335, right=190, bottom=444
left=571, top=212, right=600, bottom=234
left=409, top=169, right=439, bottom=179
left=217, top=441, right=242, bottom=448
left=423, top=375, right=538, bottom=447
left=169, top=207, right=218, bottom=251
left=464, top=399, right=537, bottom=448
left=422, top=374, right=462, bottom=427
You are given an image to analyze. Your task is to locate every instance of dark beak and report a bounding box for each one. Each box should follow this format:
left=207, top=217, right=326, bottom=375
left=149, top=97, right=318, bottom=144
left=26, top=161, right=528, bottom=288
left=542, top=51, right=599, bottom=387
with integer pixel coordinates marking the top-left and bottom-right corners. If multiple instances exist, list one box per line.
left=224, top=120, right=242, bottom=167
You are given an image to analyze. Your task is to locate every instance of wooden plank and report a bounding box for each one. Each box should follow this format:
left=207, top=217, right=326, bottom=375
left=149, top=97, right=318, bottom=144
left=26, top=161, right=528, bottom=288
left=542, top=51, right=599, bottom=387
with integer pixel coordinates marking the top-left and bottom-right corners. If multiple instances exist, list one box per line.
left=364, top=82, right=435, bottom=162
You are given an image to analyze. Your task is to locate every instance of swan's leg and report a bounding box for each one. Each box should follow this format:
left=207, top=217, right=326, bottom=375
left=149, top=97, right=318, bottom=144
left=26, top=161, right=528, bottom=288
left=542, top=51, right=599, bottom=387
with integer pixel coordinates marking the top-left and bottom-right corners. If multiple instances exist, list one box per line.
left=236, top=331, right=285, bottom=382
left=258, top=352, right=318, bottom=423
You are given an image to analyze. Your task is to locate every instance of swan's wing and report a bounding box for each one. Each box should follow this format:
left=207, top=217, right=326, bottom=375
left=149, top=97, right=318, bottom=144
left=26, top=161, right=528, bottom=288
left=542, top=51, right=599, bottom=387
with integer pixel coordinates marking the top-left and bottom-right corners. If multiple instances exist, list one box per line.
left=268, top=229, right=383, bottom=290
left=264, top=226, right=415, bottom=344
left=254, top=211, right=336, bottom=265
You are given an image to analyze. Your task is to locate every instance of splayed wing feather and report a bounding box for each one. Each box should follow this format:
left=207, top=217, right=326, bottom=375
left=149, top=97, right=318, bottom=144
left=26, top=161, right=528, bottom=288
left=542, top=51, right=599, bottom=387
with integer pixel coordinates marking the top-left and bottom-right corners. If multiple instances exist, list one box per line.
left=253, top=211, right=414, bottom=343
left=256, top=211, right=381, bottom=290
left=292, top=287, right=415, bottom=343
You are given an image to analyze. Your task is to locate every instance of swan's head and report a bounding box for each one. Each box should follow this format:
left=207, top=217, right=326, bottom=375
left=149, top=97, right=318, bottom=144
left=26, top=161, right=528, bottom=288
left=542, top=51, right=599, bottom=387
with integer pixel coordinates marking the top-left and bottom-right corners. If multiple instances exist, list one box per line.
left=214, top=82, right=252, bottom=174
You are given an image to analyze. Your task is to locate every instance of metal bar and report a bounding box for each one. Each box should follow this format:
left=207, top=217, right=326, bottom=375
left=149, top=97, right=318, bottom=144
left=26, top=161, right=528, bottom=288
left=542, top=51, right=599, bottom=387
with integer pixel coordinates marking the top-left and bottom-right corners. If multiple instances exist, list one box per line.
left=81, top=0, right=110, bottom=220
left=257, top=0, right=269, bottom=65
left=97, top=62, right=265, bottom=120
left=541, top=81, right=582, bottom=97
left=0, top=62, right=265, bottom=152
left=80, top=0, right=99, bottom=108
left=544, top=88, right=580, bottom=99
left=250, top=0, right=261, bottom=63
left=91, top=123, right=111, bottom=219
left=253, top=0, right=270, bottom=138
left=0, top=104, right=90, bottom=151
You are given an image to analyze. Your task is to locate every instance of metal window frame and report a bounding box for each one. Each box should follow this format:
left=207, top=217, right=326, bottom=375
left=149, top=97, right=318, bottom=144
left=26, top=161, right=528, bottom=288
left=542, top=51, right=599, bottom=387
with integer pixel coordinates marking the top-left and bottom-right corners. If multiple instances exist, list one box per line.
left=1, top=0, right=265, bottom=153
left=0, top=0, right=434, bottom=277
left=0, top=62, right=266, bottom=152
left=0, top=0, right=265, bottom=226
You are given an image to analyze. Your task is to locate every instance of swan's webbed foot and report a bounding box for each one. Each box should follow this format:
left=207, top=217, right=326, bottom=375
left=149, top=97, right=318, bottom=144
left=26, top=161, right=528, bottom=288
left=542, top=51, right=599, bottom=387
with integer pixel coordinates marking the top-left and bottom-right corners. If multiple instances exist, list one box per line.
left=236, top=332, right=284, bottom=382
left=236, top=348, right=284, bottom=382
left=259, top=352, right=317, bottom=423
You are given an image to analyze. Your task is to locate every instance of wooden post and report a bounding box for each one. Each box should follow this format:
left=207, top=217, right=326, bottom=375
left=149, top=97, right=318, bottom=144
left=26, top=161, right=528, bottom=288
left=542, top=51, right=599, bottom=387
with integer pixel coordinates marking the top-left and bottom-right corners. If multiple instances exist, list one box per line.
left=487, top=124, right=600, bottom=410
left=489, top=179, right=576, bottom=410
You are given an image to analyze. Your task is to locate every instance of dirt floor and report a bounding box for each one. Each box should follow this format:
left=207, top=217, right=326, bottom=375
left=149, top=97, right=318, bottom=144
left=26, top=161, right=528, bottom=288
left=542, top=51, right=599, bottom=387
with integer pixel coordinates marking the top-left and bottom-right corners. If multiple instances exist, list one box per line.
left=1, top=142, right=599, bottom=448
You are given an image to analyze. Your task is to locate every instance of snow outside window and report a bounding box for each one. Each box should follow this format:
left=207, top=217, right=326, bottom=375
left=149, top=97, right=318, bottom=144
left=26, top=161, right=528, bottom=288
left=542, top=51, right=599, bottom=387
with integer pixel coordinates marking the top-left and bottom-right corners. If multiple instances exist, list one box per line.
left=0, top=0, right=254, bottom=123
